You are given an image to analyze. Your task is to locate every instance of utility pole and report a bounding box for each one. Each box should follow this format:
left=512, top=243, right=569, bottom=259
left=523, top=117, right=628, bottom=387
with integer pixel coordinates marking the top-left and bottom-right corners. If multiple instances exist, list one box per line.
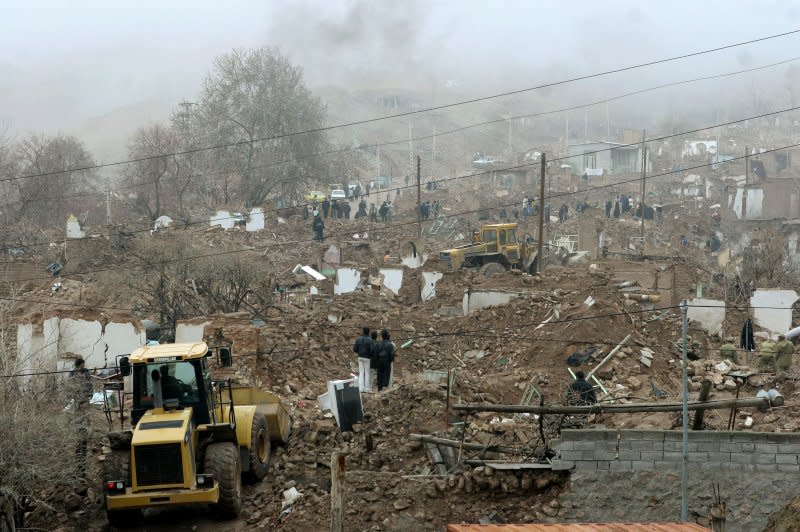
left=431, top=113, right=437, bottom=179
left=564, top=113, right=569, bottom=156
left=584, top=110, right=588, bottom=140
left=408, top=121, right=414, bottom=177
left=508, top=116, right=513, bottom=154
left=105, top=176, right=112, bottom=226
left=417, top=155, right=422, bottom=238
left=681, top=300, right=689, bottom=521
left=742, top=146, right=749, bottom=220
left=536, top=154, right=546, bottom=274
left=330, top=452, right=346, bottom=532
left=640, top=130, right=646, bottom=240
left=375, top=144, right=380, bottom=184
left=605, top=102, right=611, bottom=141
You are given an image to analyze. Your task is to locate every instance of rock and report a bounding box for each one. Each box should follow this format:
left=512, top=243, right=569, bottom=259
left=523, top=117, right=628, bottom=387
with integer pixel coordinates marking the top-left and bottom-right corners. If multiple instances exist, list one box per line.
left=627, top=376, right=642, bottom=391
left=394, top=499, right=411, bottom=511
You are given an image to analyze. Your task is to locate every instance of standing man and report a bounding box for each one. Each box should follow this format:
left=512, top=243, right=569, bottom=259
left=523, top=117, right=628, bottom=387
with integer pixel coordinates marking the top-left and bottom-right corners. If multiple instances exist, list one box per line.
left=353, top=327, right=374, bottom=392
left=69, top=356, right=93, bottom=478
left=312, top=214, right=325, bottom=242
left=322, top=198, right=330, bottom=218
left=374, top=329, right=396, bottom=391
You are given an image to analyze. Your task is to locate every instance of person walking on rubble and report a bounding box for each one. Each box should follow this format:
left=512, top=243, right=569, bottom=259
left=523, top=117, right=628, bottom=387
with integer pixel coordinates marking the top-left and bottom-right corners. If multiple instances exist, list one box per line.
left=312, top=214, right=325, bottom=242
left=379, top=201, right=389, bottom=222
left=322, top=198, right=330, bottom=218
left=353, top=327, right=374, bottom=392
left=374, top=329, right=396, bottom=391
left=68, top=356, right=94, bottom=478
left=565, top=371, right=597, bottom=406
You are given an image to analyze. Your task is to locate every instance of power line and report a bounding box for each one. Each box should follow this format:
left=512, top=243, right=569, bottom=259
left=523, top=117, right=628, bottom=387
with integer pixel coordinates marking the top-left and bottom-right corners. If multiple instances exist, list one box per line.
left=3, top=29, right=799, bottom=185
left=6, top=133, right=800, bottom=284
left=3, top=102, right=798, bottom=258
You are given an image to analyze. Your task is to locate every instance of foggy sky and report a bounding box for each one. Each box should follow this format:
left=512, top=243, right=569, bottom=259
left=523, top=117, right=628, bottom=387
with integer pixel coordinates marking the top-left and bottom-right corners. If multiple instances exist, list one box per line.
left=1, top=0, right=799, bottom=161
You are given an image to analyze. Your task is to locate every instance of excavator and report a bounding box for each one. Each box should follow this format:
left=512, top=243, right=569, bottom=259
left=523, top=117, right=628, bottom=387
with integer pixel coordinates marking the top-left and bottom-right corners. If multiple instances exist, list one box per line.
left=102, top=342, right=290, bottom=525
left=438, top=222, right=538, bottom=275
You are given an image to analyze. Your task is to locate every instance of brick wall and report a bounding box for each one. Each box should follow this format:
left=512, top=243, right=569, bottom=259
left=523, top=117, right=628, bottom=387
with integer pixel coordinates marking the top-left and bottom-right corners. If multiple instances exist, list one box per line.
left=553, top=429, right=800, bottom=530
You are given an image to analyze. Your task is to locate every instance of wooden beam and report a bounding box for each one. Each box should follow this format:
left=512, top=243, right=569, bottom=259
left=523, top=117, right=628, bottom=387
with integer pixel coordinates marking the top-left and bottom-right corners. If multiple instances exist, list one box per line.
left=586, top=334, right=631, bottom=380
left=409, top=433, right=529, bottom=455
left=330, top=452, right=345, bottom=532
left=453, top=397, right=768, bottom=415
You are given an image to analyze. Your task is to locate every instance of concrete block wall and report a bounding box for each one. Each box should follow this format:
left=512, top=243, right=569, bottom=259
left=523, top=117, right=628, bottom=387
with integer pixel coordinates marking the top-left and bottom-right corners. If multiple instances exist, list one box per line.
left=553, top=429, right=800, bottom=531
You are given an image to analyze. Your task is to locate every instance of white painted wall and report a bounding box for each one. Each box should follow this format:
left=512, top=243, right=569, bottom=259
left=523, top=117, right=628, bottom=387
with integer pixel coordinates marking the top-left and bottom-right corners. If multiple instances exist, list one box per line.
left=16, top=318, right=146, bottom=370
left=210, top=210, right=235, bottom=229
left=66, top=216, right=85, bottom=239
left=421, top=271, right=443, bottom=301
left=379, top=268, right=403, bottom=295
left=401, top=253, right=428, bottom=269
left=463, top=290, right=517, bottom=315
left=687, top=298, right=726, bottom=335
left=751, top=289, right=799, bottom=334
left=335, top=268, right=361, bottom=295
left=732, top=188, right=763, bottom=219
left=175, top=322, right=208, bottom=343
left=245, top=207, right=265, bottom=232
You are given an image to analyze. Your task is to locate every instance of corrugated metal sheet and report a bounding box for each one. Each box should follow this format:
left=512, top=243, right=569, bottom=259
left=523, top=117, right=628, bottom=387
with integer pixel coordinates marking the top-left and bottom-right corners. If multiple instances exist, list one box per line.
left=447, top=523, right=711, bottom=532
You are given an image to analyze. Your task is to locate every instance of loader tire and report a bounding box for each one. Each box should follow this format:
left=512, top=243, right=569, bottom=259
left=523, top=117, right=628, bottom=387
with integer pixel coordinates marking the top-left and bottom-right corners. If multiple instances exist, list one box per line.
left=480, top=262, right=507, bottom=277
left=204, top=442, right=242, bottom=519
left=103, top=450, right=141, bottom=527
left=244, top=413, right=271, bottom=483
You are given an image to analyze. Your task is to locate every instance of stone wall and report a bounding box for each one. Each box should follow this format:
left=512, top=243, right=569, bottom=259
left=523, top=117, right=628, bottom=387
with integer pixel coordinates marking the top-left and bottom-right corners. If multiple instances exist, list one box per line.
left=553, top=429, right=800, bottom=531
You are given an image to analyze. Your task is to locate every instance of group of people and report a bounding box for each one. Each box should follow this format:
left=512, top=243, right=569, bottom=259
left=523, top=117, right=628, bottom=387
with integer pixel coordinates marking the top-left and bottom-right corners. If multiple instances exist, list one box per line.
left=419, top=200, right=441, bottom=220
left=353, top=327, right=396, bottom=392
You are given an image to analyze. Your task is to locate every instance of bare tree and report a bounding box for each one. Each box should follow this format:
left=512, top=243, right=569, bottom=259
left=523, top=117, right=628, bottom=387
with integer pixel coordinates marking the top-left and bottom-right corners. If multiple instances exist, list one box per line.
left=739, top=227, right=798, bottom=289
left=11, top=134, right=97, bottom=227
left=195, top=48, right=330, bottom=207
left=124, top=123, right=177, bottom=221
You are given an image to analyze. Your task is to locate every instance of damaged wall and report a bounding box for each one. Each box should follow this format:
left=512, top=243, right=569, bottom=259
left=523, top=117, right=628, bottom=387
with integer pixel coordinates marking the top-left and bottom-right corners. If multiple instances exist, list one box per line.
left=16, top=317, right=146, bottom=371
left=462, top=290, right=520, bottom=315
left=553, top=429, right=800, bottom=531
left=687, top=298, right=725, bottom=335
left=750, top=289, right=798, bottom=334
left=421, top=271, right=443, bottom=301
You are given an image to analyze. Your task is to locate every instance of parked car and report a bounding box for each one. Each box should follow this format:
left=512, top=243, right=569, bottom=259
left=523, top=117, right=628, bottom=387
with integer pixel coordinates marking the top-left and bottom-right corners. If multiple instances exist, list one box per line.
left=304, top=191, right=326, bottom=202
left=330, top=189, right=347, bottom=200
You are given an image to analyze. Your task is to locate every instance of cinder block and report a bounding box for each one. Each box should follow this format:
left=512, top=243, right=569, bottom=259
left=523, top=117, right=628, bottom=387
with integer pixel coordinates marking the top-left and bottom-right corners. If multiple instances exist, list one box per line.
left=776, top=464, right=800, bottom=472
left=754, top=463, right=778, bottom=472
left=776, top=454, right=798, bottom=465
left=697, top=441, right=720, bottom=452
left=630, top=440, right=656, bottom=450
left=558, top=450, right=582, bottom=461
left=755, top=444, right=779, bottom=454
left=573, top=441, right=600, bottom=451
left=756, top=453, right=777, bottom=465
left=736, top=442, right=756, bottom=452
left=593, top=450, right=617, bottom=461
left=653, top=460, right=681, bottom=471
left=718, top=443, right=735, bottom=453
left=595, top=460, right=611, bottom=470
left=663, top=441, right=683, bottom=452
left=767, top=433, right=800, bottom=443
left=663, top=451, right=683, bottom=462
left=687, top=452, right=710, bottom=463
left=618, top=450, right=641, bottom=461
left=778, top=444, right=800, bottom=454
left=708, top=452, right=731, bottom=464
left=609, top=461, right=633, bottom=472
left=730, top=453, right=755, bottom=464
left=631, top=460, right=654, bottom=471
left=640, top=451, right=664, bottom=462
left=663, top=431, right=684, bottom=441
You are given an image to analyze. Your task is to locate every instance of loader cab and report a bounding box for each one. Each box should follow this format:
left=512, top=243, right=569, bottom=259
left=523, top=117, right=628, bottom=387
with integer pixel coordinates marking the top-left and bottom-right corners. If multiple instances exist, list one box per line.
left=481, top=224, right=520, bottom=261
left=131, top=358, right=212, bottom=427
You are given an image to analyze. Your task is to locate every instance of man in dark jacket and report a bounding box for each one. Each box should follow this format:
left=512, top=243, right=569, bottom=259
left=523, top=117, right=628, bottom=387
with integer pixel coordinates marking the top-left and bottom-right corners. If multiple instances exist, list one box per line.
left=312, top=215, right=325, bottom=242
left=353, top=327, right=374, bottom=392
left=741, top=318, right=755, bottom=352
left=566, top=371, right=597, bottom=406
left=69, top=356, right=93, bottom=477
left=374, top=329, right=395, bottom=391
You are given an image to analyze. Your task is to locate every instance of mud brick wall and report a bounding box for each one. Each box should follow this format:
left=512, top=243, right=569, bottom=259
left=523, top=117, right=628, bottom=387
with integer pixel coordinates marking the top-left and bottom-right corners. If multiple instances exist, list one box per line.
left=552, top=429, right=800, bottom=531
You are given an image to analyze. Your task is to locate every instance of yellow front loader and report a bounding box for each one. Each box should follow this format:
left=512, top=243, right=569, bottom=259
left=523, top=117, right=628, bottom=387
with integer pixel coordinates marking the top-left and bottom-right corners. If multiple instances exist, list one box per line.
left=102, top=342, right=290, bottom=526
